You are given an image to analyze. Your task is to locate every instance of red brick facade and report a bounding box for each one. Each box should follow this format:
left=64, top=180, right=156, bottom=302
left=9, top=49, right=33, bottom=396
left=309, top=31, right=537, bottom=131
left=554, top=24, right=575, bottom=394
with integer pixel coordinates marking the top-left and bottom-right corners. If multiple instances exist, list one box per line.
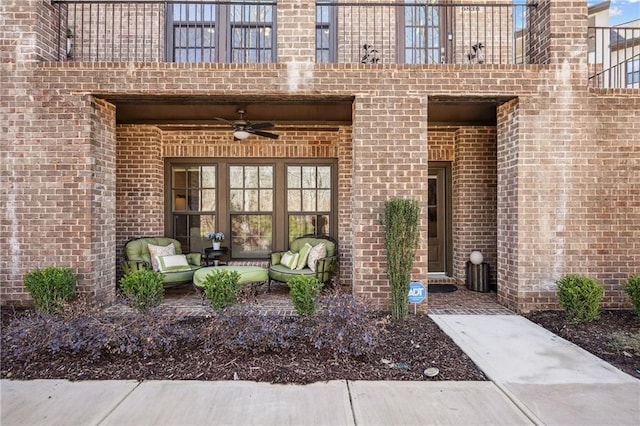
left=1, top=0, right=638, bottom=312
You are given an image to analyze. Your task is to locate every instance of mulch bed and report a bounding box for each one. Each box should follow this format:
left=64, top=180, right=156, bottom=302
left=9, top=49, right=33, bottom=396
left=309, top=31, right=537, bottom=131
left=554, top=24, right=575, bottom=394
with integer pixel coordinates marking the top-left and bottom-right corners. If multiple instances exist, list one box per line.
left=1, top=308, right=486, bottom=384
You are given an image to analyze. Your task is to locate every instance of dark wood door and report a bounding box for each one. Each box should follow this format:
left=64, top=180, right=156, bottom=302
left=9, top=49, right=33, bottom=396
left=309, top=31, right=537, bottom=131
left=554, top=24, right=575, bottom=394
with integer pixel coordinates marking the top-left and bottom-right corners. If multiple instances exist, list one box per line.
left=428, top=166, right=447, bottom=273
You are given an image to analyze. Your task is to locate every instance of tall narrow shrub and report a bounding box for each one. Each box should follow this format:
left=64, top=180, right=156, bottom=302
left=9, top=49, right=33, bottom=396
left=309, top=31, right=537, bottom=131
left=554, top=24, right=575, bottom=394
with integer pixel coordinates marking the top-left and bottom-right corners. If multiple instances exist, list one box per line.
left=384, top=198, right=420, bottom=320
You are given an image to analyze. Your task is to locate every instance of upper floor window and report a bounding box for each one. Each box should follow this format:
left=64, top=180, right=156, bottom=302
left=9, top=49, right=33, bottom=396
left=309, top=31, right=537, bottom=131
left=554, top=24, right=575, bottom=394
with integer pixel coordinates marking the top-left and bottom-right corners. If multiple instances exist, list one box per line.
left=169, top=1, right=276, bottom=63
left=316, top=0, right=336, bottom=63
left=400, top=0, right=442, bottom=64
left=627, top=58, right=640, bottom=86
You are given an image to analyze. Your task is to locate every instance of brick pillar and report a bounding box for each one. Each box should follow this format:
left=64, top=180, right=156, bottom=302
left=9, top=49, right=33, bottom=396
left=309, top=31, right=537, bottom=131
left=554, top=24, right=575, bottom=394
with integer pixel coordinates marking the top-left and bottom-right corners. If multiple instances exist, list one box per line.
left=277, top=0, right=315, bottom=63
left=528, top=0, right=588, bottom=66
left=88, top=97, right=117, bottom=304
left=351, top=95, right=429, bottom=312
left=496, top=99, right=520, bottom=311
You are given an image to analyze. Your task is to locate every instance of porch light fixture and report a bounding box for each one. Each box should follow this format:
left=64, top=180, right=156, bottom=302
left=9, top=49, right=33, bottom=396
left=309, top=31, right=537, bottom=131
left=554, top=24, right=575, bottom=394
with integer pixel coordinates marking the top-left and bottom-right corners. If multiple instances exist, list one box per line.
left=469, top=250, right=484, bottom=265
left=233, top=129, right=250, bottom=140
left=447, top=32, right=453, bottom=42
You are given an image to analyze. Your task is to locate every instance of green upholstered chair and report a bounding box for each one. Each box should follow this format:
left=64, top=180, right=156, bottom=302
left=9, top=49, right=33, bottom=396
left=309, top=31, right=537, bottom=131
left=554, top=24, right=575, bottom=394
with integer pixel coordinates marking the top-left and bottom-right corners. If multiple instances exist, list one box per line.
left=268, top=234, right=338, bottom=290
left=121, top=237, right=201, bottom=286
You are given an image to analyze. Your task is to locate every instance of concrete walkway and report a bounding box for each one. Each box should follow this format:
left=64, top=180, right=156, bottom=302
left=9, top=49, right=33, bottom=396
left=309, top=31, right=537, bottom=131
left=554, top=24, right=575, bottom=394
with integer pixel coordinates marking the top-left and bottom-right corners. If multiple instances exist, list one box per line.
left=430, top=315, right=640, bottom=426
left=2, top=315, right=638, bottom=425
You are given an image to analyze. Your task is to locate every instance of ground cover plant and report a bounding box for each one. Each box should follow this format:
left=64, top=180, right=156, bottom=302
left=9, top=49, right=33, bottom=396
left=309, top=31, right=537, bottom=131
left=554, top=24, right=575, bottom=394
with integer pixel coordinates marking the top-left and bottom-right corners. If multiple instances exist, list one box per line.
left=1, top=295, right=486, bottom=383
left=2, top=293, right=638, bottom=383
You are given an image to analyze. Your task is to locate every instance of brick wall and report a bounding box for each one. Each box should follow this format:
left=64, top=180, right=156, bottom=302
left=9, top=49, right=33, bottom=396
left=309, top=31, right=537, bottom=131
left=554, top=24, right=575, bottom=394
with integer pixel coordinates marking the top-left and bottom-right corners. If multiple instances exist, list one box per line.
left=351, top=95, right=429, bottom=312
left=453, top=127, right=497, bottom=287
left=2, top=0, right=638, bottom=312
left=88, top=97, right=117, bottom=303
left=496, top=99, right=520, bottom=311
left=115, top=125, right=352, bottom=287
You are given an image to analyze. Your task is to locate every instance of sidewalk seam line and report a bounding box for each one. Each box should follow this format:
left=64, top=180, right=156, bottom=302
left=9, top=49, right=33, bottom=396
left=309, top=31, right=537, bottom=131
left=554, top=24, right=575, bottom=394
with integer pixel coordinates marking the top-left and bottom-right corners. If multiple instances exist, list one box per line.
left=346, top=380, right=358, bottom=426
left=96, top=380, right=143, bottom=425
left=491, top=381, right=544, bottom=426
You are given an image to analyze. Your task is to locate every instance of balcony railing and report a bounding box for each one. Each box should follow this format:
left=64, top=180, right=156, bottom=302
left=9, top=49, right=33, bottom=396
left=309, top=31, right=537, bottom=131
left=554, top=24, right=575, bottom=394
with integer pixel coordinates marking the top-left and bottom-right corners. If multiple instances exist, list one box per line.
left=316, top=2, right=537, bottom=65
left=52, top=1, right=538, bottom=65
left=588, top=26, right=640, bottom=89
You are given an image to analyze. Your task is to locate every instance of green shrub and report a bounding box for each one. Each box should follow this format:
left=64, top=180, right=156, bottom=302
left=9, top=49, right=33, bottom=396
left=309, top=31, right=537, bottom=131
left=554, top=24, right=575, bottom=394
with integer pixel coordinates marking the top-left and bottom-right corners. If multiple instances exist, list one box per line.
left=384, top=198, right=420, bottom=320
left=24, top=266, right=76, bottom=314
left=556, top=275, right=604, bottom=323
left=288, top=275, right=322, bottom=317
left=623, top=275, right=640, bottom=315
left=203, top=270, right=241, bottom=310
left=119, top=269, right=164, bottom=313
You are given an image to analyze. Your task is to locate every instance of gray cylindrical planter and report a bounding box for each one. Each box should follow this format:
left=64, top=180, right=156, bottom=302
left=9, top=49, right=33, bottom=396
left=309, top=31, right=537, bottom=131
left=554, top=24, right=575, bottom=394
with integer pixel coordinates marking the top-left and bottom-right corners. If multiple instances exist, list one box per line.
left=466, top=261, right=490, bottom=292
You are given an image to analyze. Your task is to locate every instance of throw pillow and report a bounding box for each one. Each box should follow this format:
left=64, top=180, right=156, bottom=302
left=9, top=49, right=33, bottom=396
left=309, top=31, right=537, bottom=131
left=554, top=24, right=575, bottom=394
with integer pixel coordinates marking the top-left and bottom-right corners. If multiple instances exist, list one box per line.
left=157, top=254, right=192, bottom=273
left=280, top=250, right=299, bottom=270
left=295, top=243, right=313, bottom=270
left=307, top=243, right=327, bottom=272
left=148, top=243, right=175, bottom=272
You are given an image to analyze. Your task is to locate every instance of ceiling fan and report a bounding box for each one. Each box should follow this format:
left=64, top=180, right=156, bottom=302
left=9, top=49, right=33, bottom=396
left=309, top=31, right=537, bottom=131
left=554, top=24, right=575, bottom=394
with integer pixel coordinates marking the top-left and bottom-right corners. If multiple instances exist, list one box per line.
left=214, top=108, right=279, bottom=140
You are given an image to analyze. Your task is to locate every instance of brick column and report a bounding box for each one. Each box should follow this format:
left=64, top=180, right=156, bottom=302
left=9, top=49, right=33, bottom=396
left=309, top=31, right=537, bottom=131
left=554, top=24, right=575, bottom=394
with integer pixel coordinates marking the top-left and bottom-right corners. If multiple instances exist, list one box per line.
left=351, top=95, right=429, bottom=312
left=277, top=0, right=316, bottom=63
left=528, top=0, right=588, bottom=66
left=496, top=99, right=520, bottom=311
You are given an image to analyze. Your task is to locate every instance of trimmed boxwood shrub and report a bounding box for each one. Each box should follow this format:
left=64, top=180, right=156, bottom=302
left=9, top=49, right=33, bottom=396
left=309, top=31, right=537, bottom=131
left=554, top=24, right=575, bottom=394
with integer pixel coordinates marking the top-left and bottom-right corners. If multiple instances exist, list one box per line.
left=623, top=275, right=640, bottom=316
left=288, top=275, right=322, bottom=317
left=203, top=269, right=241, bottom=310
left=556, top=274, right=604, bottom=323
left=119, top=269, right=164, bottom=313
left=24, top=266, right=76, bottom=314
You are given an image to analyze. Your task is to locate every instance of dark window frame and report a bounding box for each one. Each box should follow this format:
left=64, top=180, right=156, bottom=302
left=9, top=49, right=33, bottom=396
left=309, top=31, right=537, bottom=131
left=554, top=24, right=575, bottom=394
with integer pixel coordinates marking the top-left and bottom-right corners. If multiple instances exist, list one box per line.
left=165, top=158, right=338, bottom=259
left=316, top=0, right=338, bottom=63
left=397, top=1, right=451, bottom=64
left=166, top=1, right=277, bottom=63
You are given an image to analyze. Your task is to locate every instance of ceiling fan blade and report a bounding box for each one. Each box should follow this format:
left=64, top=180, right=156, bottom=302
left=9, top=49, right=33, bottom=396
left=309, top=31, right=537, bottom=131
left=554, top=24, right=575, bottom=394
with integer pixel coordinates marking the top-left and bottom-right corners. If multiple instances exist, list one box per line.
left=213, top=117, right=237, bottom=127
left=248, top=121, right=274, bottom=130
left=250, top=130, right=280, bottom=139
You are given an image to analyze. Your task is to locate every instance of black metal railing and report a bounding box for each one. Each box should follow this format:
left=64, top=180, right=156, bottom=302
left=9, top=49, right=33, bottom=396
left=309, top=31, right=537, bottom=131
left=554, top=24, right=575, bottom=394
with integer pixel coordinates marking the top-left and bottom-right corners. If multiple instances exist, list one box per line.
left=316, top=2, right=538, bottom=65
left=52, top=1, right=538, bottom=65
left=53, top=0, right=277, bottom=63
left=588, top=26, right=640, bottom=89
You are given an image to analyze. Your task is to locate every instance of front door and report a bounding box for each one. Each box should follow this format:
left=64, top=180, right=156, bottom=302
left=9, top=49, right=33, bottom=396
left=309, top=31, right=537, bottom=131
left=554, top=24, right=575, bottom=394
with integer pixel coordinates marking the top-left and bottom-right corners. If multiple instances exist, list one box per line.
left=428, top=163, right=450, bottom=273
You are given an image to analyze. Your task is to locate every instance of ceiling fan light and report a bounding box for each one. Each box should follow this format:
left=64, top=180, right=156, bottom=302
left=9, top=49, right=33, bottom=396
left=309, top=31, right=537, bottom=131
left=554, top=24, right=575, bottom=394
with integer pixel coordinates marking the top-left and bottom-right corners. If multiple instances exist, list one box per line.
left=233, top=130, right=250, bottom=140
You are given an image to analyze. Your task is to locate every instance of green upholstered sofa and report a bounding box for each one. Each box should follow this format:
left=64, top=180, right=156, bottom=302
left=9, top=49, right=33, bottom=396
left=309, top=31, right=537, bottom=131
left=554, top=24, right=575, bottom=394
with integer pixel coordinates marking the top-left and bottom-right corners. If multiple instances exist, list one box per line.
left=268, top=235, right=338, bottom=290
left=121, top=237, right=201, bottom=285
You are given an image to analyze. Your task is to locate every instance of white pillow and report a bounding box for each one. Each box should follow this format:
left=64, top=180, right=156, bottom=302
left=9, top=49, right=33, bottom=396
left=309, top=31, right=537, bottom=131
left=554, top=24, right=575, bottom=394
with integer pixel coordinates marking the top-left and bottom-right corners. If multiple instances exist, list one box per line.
left=157, top=254, right=191, bottom=272
left=147, top=243, right=175, bottom=271
left=295, top=243, right=313, bottom=270
left=307, top=243, right=327, bottom=272
left=280, top=251, right=299, bottom=270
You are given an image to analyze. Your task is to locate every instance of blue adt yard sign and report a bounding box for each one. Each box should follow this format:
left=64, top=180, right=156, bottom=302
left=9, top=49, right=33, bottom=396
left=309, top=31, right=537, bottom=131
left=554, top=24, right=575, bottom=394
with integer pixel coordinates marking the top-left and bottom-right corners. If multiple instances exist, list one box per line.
left=408, top=281, right=426, bottom=304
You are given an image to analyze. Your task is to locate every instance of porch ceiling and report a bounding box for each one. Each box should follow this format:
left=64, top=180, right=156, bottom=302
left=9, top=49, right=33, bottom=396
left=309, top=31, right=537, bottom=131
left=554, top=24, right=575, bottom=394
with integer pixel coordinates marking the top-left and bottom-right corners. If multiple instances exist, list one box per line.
left=101, top=95, right=505, bottom=127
